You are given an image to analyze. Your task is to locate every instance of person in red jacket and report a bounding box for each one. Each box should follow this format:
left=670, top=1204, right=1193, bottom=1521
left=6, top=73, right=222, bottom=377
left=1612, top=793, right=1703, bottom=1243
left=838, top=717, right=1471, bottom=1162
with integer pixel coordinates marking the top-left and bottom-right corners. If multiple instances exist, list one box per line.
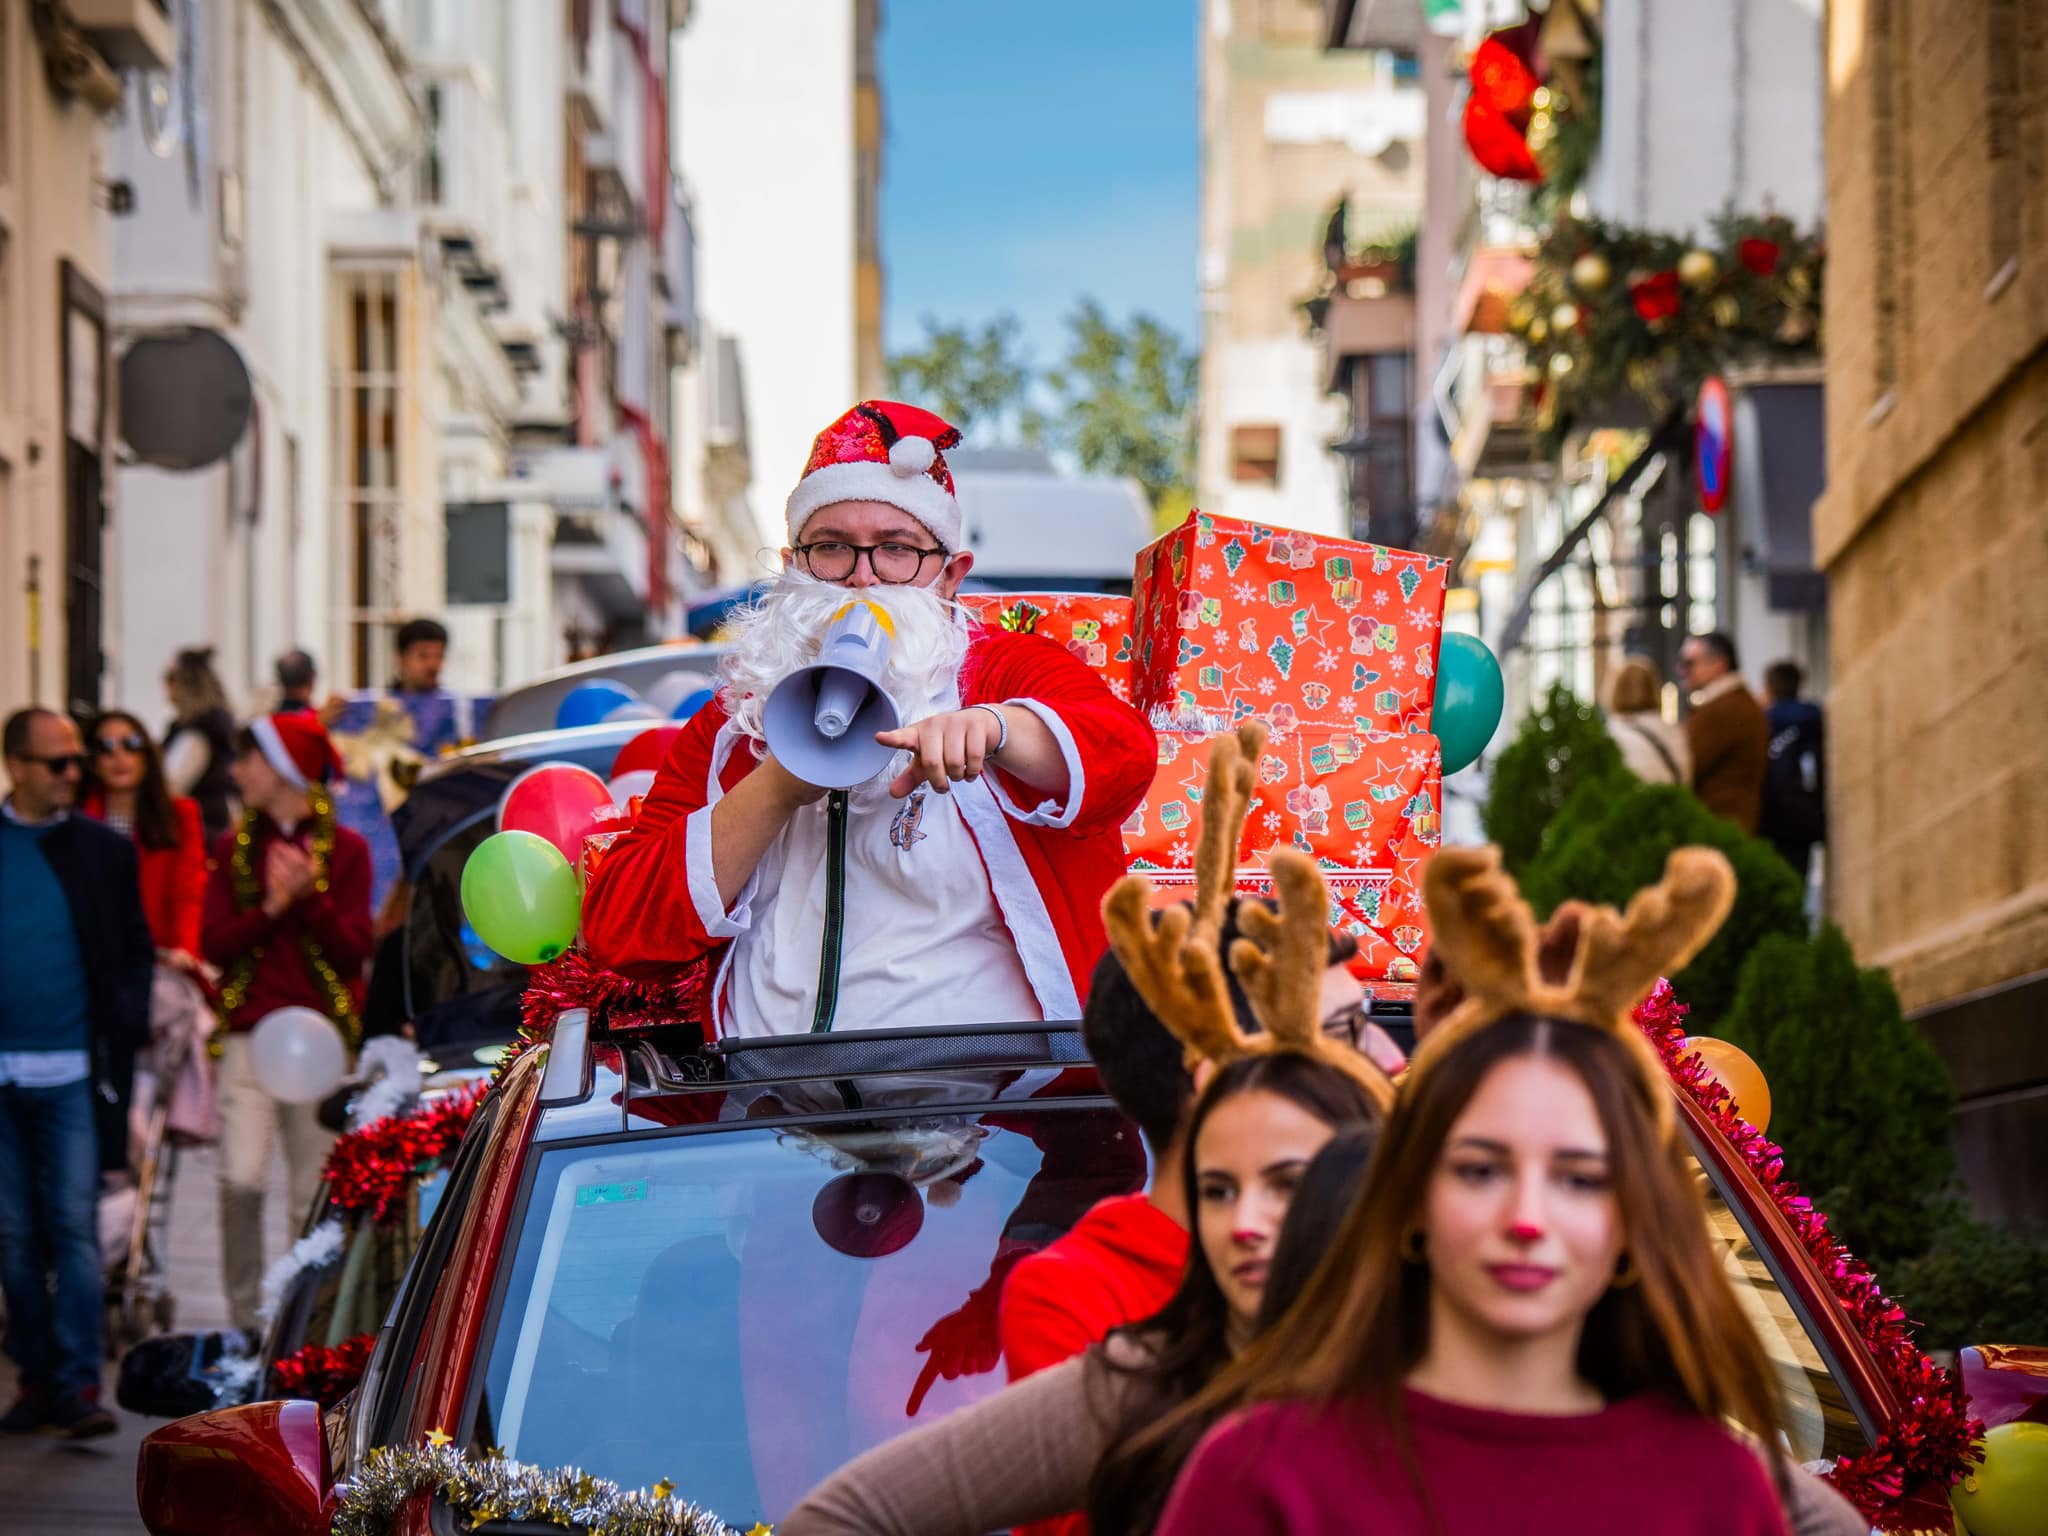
left=81, top=710, right=208, bottom=961
left=582, top=401, right=1156, bottom=1038
left=201, top=711, right=371, bottom=1333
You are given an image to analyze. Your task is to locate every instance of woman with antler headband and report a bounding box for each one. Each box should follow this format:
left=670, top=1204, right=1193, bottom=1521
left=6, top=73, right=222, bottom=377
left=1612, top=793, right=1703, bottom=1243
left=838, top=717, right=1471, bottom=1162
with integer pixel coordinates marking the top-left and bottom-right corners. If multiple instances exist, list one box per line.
left=780, top=727, right=1399, bottom=1536
left=1151, top=846, right=1866, bottom=1536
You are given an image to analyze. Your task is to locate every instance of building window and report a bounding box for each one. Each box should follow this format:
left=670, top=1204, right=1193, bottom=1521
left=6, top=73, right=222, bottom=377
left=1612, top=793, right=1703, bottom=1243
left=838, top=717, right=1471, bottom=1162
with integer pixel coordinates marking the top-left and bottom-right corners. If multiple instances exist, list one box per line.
left=1347, top=352, right=1414, bottom=547
left=330, top=264, right=407, bottom=687
left=1231, top=424, right=1283, bottom=484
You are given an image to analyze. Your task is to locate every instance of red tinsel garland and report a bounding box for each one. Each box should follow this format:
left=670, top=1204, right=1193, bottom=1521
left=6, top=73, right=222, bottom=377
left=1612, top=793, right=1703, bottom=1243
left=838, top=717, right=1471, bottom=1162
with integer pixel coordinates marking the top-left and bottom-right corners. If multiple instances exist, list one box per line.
left=519, top=948, right=710, bottom=1037
left=1632, top=982, right=1983, bottom=1528
left=320, top=1086, right=485, bottom=1226
left=272, top=1330, right=375, bottom=1410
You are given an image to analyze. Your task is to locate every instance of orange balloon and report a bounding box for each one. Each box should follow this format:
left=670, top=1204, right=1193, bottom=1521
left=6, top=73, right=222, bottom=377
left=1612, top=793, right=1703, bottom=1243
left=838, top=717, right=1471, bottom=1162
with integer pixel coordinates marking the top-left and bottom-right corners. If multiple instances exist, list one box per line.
left=1685, top=1036, right=1772, bottom=1134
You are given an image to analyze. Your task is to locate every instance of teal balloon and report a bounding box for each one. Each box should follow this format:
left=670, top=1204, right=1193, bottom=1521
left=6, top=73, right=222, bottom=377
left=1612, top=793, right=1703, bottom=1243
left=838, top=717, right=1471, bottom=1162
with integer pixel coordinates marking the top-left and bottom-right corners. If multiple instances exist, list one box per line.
left=1433, top=632, right=1505, bottom=775
left=461, top=830, right=582, bottom=965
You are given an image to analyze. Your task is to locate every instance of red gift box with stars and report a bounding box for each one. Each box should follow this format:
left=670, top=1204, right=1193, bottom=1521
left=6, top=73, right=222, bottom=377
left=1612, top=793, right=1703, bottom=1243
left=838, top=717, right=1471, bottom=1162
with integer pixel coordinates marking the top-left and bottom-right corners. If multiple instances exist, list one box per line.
left=1129, top=512, right=1451, bottom=736
left=1122, top=723, right=1442, bottom=982
left=959, top=590, right=1137, bottom=702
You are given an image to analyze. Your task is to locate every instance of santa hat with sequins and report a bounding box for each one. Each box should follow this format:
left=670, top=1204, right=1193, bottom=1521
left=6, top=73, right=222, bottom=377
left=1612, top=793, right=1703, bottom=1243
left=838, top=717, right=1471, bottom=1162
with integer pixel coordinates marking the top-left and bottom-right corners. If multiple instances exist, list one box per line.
left=785, top=400, right=967, bottom=552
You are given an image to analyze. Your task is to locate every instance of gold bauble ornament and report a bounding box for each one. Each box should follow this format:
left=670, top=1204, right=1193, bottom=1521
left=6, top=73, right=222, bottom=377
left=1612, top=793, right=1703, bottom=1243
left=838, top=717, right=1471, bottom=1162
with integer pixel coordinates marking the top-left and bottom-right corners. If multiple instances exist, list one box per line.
left=1570, top=252, right=1612, bottom=293
left=1678, top=249, right=1719, bottom=289
left=1507, top=296, right=1537, bottom=331
left=1711, top=295, right=1743, bottom=328
left=1527, top=318, right=1550, bottom=344
left=1787, top=265, right=1814, bottom=297
left=1549, top=351, right=1575, bottom=378
left=1551, top=302, right=1581, bottom=331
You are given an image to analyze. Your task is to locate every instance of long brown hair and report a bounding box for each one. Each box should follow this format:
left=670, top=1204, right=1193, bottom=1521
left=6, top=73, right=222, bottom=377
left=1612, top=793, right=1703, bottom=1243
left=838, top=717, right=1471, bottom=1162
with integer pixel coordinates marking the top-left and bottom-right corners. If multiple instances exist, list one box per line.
left=1084, top=1051, right=1382, bottom=1535
left=85, top=710, right=183, bottom=851
left=165, top=645, right=230, bottom=721
left=1156, top=1011, right=1789, bottom=1508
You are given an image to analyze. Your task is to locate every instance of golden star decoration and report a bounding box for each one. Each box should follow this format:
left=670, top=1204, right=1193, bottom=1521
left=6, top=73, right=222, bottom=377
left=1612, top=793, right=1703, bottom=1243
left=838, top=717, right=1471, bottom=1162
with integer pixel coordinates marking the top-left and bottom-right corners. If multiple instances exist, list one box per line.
left=747, top=1525, right=774, bottom=1536
left=651, top=1480, right=676, bottom=1501
left=425, top=1426, right=453, bottom=1448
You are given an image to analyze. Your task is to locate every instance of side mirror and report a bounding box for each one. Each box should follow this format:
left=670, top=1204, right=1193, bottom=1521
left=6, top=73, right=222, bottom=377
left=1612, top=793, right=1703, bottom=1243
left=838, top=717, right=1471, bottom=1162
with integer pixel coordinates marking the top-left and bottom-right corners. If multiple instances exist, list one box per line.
left=137, top=1399, right=329, bottom=1536
left=119, top=1329, right=263, bottom=1418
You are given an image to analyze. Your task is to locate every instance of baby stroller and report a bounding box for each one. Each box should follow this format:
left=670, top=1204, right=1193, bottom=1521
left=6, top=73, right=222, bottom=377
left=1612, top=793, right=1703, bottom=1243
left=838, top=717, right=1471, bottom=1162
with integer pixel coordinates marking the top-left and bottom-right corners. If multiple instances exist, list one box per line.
left=103, top=965, right=219, bottom=1357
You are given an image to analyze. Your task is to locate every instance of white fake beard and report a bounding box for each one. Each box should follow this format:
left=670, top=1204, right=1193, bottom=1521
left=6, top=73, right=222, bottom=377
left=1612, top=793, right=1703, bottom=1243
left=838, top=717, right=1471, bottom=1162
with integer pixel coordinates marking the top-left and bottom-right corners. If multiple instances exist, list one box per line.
left=719, top=571, right=971, bottom=788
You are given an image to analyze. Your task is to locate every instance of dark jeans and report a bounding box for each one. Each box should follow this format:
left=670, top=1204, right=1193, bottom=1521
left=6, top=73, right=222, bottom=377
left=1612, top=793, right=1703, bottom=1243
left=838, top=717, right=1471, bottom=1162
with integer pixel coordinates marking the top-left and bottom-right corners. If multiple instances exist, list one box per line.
left=0, top=1078, right=105, bottom=1395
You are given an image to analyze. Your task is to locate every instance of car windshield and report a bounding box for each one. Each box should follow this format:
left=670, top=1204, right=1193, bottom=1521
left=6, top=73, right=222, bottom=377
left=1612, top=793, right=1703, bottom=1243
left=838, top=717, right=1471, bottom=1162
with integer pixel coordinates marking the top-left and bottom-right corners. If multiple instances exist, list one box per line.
left=1689, top=1148, right=1871, bottom=1466
left=471, top=1104, right=1142, bottom=1527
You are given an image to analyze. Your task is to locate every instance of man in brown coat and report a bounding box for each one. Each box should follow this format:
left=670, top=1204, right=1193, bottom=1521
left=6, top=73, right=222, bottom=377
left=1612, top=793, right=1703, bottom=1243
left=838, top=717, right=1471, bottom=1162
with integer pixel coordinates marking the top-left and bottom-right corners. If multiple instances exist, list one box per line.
left=1680, top=631, right=1769, bottom=833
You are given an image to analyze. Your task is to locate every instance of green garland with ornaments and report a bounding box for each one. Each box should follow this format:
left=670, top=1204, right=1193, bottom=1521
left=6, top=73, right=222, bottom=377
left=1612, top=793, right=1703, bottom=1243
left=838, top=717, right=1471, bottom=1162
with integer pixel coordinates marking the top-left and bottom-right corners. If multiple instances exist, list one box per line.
left=1508, top=211, right=1824, bottom=450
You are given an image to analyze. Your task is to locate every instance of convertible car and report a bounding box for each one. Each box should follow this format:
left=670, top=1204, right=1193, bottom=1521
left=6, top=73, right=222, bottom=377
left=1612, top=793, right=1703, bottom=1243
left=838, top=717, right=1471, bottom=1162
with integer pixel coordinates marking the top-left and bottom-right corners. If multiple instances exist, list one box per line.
left=131, top=1005, right=2039, bottom=1536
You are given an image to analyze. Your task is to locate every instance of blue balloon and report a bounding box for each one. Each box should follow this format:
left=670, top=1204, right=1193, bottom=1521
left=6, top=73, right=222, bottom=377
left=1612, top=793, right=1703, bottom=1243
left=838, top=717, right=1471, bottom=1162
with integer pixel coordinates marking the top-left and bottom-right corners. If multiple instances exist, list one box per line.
left=671, top=687, right=718, bottom=720
left=555, top=680, right=641, bottom=730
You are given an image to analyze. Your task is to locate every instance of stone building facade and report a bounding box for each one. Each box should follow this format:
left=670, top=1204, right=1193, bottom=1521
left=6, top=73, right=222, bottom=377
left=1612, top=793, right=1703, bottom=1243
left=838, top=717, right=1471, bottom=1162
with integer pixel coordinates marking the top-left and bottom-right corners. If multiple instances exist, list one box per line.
left=1818, top=0, right=2048, bottom=1224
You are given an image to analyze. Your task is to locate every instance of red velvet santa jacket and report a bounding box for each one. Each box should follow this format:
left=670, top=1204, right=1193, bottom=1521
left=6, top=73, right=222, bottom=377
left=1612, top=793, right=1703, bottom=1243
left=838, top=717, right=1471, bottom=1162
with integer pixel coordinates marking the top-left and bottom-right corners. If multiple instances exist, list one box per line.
left=581, top=627, right=1156, bottom=1027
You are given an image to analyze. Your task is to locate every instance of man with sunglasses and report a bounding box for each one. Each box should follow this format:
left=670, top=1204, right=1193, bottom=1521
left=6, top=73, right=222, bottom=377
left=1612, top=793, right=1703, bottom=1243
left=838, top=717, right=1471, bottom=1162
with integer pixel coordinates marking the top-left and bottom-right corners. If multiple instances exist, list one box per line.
left=0, top=709, right=154, bottom=1437
left=585, top=400, right=1157, bottom=1041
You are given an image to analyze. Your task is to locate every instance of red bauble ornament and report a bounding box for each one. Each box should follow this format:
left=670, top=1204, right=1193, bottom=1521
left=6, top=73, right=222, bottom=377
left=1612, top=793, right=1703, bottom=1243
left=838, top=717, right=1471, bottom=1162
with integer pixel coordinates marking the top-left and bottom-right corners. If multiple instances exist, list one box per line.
left=1738, top=236, right=1784, bottom=276
left=1461, top=97, right=1544, bottom=183
left=1469, top=35, right=1539, bottom=116
left=1629, top=270, right=1684, bottom=323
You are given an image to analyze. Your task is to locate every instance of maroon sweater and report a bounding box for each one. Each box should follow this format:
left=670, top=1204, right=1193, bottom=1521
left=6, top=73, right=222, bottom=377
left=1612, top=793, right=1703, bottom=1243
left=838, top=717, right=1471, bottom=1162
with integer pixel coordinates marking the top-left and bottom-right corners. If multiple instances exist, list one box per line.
left=201, top=815, right=373, bottom=1030
left=1157, top=1387, right=1790, bottom=1536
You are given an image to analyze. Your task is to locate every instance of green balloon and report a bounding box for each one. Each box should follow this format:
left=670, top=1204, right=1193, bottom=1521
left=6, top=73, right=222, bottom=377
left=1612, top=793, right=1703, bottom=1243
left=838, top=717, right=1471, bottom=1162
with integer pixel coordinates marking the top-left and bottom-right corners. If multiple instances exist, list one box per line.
left=1952, top=1422, right=2048, bottom=1536
left=461, top=829, right=582, bottom=965
left=1432, top=631, right=1505, bottom=775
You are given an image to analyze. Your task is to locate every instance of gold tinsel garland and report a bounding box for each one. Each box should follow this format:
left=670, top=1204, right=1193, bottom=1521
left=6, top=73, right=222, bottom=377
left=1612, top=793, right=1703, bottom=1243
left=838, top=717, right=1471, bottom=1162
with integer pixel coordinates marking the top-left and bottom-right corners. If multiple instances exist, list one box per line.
left=330, top=1439, right=768, bottom=1536
left=217, top=782, right=362, bottom=1049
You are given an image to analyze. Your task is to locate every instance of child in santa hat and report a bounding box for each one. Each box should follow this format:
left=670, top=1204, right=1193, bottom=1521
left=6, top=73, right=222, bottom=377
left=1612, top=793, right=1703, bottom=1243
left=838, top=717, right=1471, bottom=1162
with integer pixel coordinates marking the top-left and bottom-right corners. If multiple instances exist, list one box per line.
left=583, top=400, right=1157, bottom=1041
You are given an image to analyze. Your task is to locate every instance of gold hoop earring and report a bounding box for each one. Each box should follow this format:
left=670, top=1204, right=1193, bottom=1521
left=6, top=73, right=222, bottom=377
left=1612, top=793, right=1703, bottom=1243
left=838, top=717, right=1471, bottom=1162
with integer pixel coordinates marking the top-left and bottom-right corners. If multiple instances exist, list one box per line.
left=1400, top=1228, right=1427, bottom=1264
left=1612, top=1250, right=1642, bottom=1289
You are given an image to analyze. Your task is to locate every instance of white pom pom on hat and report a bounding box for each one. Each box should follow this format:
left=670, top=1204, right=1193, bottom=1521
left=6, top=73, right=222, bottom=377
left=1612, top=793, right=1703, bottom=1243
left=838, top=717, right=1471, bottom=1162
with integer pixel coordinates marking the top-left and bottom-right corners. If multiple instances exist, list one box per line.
left=888, top=436, right=937, bottom=477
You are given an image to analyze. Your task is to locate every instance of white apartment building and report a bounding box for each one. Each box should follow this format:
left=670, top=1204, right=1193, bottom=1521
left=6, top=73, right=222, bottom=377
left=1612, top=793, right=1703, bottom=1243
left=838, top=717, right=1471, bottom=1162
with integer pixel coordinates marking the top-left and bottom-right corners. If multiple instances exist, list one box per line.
left=674, top=0, right=882, bottom=568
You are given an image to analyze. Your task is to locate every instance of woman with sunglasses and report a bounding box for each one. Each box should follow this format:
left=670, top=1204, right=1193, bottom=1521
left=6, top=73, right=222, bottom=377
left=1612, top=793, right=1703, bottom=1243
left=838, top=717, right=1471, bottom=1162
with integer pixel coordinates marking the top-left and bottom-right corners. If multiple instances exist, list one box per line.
left=83, top=713, right=208, bottom=967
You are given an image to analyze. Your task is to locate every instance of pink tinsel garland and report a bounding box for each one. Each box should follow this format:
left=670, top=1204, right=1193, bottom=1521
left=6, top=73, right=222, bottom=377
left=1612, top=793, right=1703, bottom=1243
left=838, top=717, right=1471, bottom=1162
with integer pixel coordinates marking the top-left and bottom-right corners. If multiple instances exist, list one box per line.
left=518, top=949, right=710, bottom=1038
left=1632, top=981, right=1983, bottom=1528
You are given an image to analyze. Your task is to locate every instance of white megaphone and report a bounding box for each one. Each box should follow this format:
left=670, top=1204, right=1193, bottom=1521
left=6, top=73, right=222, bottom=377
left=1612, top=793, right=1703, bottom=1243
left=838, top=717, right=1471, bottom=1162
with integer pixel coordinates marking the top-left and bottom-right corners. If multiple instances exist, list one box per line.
left=762, top=600, right=903, bottom=789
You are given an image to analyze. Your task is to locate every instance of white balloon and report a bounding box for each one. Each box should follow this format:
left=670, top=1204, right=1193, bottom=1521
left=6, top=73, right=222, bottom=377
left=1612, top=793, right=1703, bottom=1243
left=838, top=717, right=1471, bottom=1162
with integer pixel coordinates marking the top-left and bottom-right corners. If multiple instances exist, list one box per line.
left=249, top=1006, right=350, bottom=1105
left=608, top=768, right=658, bottom=807
left=643, top=670, right=709, bottom=716
left=602, top=699, right=663, bottom=724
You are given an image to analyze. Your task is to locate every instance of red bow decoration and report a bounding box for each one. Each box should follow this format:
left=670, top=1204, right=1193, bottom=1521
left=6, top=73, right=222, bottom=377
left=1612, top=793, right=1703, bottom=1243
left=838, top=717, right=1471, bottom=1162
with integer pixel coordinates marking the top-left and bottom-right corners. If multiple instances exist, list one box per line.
left=1461, top=37, right=1545, bottom=183
left=1738, top=236, right=1784, bottom=276
left=1629, top=270, right=1684, bottom=324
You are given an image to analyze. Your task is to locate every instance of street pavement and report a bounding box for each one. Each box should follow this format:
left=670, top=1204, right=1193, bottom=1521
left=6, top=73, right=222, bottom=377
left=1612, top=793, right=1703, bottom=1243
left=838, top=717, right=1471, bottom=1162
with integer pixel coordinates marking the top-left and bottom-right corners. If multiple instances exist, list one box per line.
left=0, top=1146, right=292, bottom=1536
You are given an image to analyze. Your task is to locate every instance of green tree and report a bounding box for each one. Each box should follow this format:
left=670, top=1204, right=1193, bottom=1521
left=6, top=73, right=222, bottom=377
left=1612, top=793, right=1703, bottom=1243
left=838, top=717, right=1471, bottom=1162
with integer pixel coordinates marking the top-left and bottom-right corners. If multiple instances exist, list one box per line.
left=1521, top=778, right=1806, bottom=1024
left=1046, top=300, right=1198, bottom=512
left=886, top=314, right=1046, bottom=445
left=1479, top=684, right=1626, bottom=875
left=1719, top=926, right=1956, bottom=1260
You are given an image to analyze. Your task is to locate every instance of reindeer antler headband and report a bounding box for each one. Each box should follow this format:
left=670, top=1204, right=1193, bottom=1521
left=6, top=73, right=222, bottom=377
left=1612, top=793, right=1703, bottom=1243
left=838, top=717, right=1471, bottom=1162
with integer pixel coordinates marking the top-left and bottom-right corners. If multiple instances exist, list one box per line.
left=1100, top=722, right=1395, bottom=1113
left=1410, top=844, right=1737, bottom=1135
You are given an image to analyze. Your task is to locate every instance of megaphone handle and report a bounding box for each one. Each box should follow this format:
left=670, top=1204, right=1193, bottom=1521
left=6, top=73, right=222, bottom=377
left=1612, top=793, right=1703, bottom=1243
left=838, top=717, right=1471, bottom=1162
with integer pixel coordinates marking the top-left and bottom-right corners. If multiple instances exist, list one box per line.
left=809, top=790, right=851, bottom=1037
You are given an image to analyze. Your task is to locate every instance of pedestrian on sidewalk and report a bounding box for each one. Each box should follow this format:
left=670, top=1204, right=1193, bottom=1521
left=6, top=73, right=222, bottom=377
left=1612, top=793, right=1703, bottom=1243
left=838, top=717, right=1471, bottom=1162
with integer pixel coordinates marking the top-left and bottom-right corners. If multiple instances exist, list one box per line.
left=274, top=649, right=321, bottom=717
left=1603, top=656, right=1691, bottom=787
left=1679, top=631, right=1769, bottom=833
left=1760, top=660, right=1827, bottom=886
left=0, top=708, right=154, bottom=1439
left=162, top=646, right=239, bottom=847
left=200, top=712, right=371, bottom=1334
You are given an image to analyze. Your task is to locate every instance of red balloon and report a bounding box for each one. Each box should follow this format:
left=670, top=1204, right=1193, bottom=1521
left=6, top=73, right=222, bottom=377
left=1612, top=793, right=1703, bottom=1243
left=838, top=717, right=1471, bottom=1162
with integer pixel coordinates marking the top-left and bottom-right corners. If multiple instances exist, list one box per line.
left=1469, top=36, right=1538, bottom=117
left=610, top=724, right=684, bottom=781
left=497, top=763, right=616, bottom=866
left=1462, top=97, right=1543, bottom=183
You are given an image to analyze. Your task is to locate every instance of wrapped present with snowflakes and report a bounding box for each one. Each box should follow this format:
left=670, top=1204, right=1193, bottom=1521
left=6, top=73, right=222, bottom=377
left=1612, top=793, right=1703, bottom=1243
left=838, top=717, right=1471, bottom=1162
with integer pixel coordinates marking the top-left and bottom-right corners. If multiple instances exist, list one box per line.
left=1123, top=724, right=1442, bottom=981
left=1130, top=512, right=1451, bottom=737
left=959, top=590, right=1137, bottom=700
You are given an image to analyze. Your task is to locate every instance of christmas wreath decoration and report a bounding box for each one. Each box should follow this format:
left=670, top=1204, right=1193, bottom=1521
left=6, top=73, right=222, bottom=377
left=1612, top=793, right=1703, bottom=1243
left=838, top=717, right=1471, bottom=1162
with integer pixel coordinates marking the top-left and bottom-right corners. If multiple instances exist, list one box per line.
left=331, top=1438, right=766, bottom=1536
left=1459, top=3, right=1602, bottom=216
left=1634, top=982, right=1983, bottom=1528
left=1509, top=211, right=1824, bottom=449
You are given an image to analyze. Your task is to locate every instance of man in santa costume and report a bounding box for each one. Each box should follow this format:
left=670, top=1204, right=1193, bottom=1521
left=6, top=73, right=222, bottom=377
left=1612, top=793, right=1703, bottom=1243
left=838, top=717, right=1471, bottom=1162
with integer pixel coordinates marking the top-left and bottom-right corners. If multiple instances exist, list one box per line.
left=201, top=711, right=372, bottom=1332
left=582, top=400, right=1156, bottom=1037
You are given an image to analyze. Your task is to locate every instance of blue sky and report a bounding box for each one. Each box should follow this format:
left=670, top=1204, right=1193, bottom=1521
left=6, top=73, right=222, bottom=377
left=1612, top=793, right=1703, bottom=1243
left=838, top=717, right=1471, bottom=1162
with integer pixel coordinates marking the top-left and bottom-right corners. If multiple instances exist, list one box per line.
left=879, top=0, right=1200, bottom=373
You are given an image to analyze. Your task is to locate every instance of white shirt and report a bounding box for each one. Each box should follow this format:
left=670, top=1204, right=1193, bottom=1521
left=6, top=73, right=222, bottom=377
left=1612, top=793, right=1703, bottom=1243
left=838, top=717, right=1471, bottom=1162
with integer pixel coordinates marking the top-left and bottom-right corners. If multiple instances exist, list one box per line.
left=720, top=770, right=1043, bottom=1041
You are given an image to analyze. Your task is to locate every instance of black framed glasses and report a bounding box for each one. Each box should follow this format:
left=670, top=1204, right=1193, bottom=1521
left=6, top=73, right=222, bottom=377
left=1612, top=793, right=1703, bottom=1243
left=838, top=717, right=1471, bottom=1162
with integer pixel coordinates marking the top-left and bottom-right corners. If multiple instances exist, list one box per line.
left=94, top=733, right=147, bottom=756
left=795, top=540, right=945, bottom=585
left=22, top=754, right=87, bottom=775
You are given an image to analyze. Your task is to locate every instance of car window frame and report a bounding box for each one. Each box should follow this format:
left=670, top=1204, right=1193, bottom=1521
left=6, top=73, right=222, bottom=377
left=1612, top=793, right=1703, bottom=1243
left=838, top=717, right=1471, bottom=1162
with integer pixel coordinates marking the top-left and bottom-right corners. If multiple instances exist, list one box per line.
left=1679, top=1115, right=1885, bottom=1449
left=352, top=1084, right=507, bottom=1467
left=448, top=1091, right=1126, bottom=1504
